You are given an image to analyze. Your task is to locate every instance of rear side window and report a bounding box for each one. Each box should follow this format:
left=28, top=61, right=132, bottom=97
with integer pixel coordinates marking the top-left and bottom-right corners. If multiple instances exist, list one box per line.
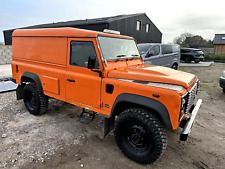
left=162, top=45, right=173, bottom=54
left=172, top=45, right=180, bottom=53
left=70, top=41, right=99, bottom=68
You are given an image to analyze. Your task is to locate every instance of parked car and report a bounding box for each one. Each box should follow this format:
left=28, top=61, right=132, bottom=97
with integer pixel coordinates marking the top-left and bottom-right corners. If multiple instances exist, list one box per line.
left=180, top=48, right=204, bottom=63
left=137, top=43, right=180, bottom=70
left=219, top=70, right=225, bottom=93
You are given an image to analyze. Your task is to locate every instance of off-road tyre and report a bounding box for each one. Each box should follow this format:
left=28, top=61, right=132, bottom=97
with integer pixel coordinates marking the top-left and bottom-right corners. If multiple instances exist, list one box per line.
left=22, top=82, right=48, bottom=115
left=185, top=56, right=192, bottom=63
left=114, top=108, right=167, bottom=164
left=171, top=63, right=178, bottom=70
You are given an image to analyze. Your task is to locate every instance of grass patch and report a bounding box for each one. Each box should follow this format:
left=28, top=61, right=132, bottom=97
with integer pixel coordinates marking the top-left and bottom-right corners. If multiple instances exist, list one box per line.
left=178, top=66, right=188, bottom=71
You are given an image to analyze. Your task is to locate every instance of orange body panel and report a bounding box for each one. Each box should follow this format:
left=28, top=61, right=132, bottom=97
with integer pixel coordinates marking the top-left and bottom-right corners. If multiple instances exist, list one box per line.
left=12, top=27, right=199, bottom=130
left=42, top=76, right=59, bottom=95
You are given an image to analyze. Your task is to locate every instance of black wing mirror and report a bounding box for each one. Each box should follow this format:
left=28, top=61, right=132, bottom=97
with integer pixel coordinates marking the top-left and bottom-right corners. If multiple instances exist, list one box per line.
left=88, top=56, right=96, bottom=69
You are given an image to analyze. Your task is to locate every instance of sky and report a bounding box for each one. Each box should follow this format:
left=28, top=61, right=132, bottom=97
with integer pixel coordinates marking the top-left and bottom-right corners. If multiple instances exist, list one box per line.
left=0, top=0, right=225, bottom=44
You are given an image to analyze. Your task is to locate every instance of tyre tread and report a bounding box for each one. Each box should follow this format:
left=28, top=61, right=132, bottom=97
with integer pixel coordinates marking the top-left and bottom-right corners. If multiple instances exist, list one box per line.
left=114, top=108, right=167, bottom=164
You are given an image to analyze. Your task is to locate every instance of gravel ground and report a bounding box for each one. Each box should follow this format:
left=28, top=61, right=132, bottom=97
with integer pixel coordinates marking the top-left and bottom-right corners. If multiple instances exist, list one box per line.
left=0, top=63, right=225, bottom=169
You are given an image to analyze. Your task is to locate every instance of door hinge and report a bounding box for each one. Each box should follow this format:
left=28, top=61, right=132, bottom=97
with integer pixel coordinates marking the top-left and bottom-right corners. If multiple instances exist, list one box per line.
left=99, top=101, right=103, bottom=108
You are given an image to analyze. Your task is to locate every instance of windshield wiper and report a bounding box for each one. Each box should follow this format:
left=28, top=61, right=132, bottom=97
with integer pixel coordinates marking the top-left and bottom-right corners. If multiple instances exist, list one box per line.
left=128, top=55, right=140, bottom=60
left=114, top=54, right=140, bottom=62
left=114, top=55, right=127, bottom=62
left=131, top=54, right=139, bottom=57
left=116, top=55, right=127, bottom=58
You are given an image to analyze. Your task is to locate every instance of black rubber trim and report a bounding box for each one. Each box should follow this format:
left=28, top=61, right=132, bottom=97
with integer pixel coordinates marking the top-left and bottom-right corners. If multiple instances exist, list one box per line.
left=12, top=78, right=16, bottom=83
left=21, top=72, right=43, bottom=93
left=110, top=93, right=173, bottom=130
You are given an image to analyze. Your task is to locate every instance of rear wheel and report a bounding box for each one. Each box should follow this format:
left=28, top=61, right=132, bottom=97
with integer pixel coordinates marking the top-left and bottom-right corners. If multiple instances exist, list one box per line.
left=114, top=108, right=167, bottom=164
left=22, top=82, right=48, bottom=115
left=185, top=56, right=192, bottom=63
left=223, top=88, right=225, bottom=93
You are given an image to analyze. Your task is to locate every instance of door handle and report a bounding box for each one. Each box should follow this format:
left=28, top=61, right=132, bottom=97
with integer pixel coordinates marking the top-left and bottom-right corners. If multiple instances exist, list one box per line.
left=67, top=79, right=75, bottom=82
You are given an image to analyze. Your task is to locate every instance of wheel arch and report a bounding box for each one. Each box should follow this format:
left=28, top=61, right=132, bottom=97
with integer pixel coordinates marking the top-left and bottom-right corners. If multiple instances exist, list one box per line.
left=104, top=93, right=173, bottom=137
left=111, top=93, right=172, bottom=129
left=17, top=72, right=43, bottom=100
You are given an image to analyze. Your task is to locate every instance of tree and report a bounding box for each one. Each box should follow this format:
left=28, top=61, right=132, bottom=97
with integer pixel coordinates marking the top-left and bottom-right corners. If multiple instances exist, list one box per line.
left=173, top=32, right=193, bottom=46
left=173, top=33, right=213, bottom=48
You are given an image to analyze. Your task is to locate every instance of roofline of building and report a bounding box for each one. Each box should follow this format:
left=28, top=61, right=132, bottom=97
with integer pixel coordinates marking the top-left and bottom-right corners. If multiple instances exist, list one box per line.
left=4, top=13, right=146, bottom=32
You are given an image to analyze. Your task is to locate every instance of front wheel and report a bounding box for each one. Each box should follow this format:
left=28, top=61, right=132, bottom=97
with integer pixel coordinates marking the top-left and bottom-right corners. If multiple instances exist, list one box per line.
left=223, top=88, right=225, bottom=93
left=22, top=82, right=48, bottom=115
left=114, top=108, right=167, bottom=164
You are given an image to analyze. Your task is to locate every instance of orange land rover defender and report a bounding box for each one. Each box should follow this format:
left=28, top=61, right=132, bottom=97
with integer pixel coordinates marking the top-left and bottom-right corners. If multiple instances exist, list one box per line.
left=11, top=28, right=202, bottom=164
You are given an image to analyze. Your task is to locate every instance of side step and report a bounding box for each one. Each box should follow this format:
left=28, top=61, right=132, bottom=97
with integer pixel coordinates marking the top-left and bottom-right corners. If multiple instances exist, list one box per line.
left=78, top=108, right=96, bottom=124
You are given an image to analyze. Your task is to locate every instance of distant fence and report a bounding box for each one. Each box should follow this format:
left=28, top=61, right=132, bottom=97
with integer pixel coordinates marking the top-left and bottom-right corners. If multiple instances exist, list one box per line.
left=0, top=45, right=12, bottom=65
left=200, top=48, right=214, bottom=54
left=199, top=48, right=225, bottom=60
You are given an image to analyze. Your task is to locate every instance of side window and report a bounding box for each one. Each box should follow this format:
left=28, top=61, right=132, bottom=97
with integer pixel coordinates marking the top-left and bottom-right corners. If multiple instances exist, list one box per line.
left=70, top=41, right=99, bottom=69
left=162, top=45, right=172, bottom=54
left=181, top=49, right=188, bottom=53
left=148, top=45, right=160, bottom=56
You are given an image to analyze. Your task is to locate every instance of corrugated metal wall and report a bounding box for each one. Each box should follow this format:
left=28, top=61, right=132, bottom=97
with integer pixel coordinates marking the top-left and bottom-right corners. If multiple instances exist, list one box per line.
left=109, top=14, right=162, bottom=43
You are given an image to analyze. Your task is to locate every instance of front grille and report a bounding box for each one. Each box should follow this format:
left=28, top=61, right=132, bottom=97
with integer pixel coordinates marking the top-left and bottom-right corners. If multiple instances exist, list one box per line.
left=182, top=82, right=198, bottom=114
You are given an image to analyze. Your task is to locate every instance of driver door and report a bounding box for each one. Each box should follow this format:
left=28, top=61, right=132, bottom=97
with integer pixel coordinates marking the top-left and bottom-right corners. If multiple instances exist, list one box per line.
left=144, top=45, right=161, bottom=65
left=65, top=38, right=102, bottom=108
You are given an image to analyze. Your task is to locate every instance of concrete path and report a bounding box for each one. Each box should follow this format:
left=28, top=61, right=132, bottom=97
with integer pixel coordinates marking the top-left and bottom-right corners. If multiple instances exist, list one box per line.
left=0, top=64, right=17, bottom=93
left=180, top=61, right=214, bottom=67
left=0, top=64, right=12, bottom=79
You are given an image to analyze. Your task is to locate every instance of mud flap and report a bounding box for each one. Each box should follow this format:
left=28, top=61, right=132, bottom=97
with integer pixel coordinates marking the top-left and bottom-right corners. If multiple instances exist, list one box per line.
left=104, top=116, right=115, bottom=137
left=16, top=85, right=23, bottom=100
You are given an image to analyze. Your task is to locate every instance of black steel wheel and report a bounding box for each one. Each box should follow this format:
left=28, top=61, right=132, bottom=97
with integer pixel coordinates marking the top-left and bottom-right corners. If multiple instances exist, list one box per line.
left=114, top=108, right=167, bottom=164
left=22, top=83, right=48, bottom=115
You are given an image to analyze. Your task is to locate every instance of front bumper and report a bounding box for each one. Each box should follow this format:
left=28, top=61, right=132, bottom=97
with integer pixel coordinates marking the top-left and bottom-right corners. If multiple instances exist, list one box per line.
left=180, top=99, right=202, bottom=141
left=219, top=76, right=225, bottom=88
left=194, top=56, right=204, bottom=61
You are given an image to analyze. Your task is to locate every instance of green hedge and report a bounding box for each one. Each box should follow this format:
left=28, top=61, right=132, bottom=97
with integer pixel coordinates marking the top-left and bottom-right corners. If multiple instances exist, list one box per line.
left=204, top=53, right=225, bottom=61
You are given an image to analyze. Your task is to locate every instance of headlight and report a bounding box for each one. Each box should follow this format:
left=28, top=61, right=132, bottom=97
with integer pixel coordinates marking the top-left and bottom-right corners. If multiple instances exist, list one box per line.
left=222, top=71, right=225, bottom=78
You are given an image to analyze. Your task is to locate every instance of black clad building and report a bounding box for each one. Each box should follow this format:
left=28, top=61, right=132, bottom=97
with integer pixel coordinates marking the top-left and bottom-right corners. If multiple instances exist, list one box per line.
left=3, top=13, right=162, bottom=45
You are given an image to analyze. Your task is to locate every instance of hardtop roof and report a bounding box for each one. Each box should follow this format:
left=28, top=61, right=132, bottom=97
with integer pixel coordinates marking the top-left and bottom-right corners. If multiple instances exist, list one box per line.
left=12, top=27, right=133, bottom=39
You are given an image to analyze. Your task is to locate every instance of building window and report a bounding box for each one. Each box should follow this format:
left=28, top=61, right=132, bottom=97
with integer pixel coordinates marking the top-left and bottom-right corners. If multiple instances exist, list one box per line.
left=146, top=24, right=150, bottom=33
left=136, top=21, right=142, bottom=31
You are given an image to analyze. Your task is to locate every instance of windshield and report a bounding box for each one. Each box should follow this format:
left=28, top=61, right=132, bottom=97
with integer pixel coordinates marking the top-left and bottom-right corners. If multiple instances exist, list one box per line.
left=98, top=36, right=140, bottom=60
left=137, top=44, right=152, bottom=55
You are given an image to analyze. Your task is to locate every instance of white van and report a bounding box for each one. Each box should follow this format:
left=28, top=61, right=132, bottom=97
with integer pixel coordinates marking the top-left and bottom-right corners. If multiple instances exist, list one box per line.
left=137, top=43, right=180, bottom=69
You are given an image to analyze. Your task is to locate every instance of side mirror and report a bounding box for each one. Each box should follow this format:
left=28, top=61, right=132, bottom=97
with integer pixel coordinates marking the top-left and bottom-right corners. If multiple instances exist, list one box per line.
left=88, top=56, right=96, bottom=69
left=146, top=51, right=154, bottom=58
